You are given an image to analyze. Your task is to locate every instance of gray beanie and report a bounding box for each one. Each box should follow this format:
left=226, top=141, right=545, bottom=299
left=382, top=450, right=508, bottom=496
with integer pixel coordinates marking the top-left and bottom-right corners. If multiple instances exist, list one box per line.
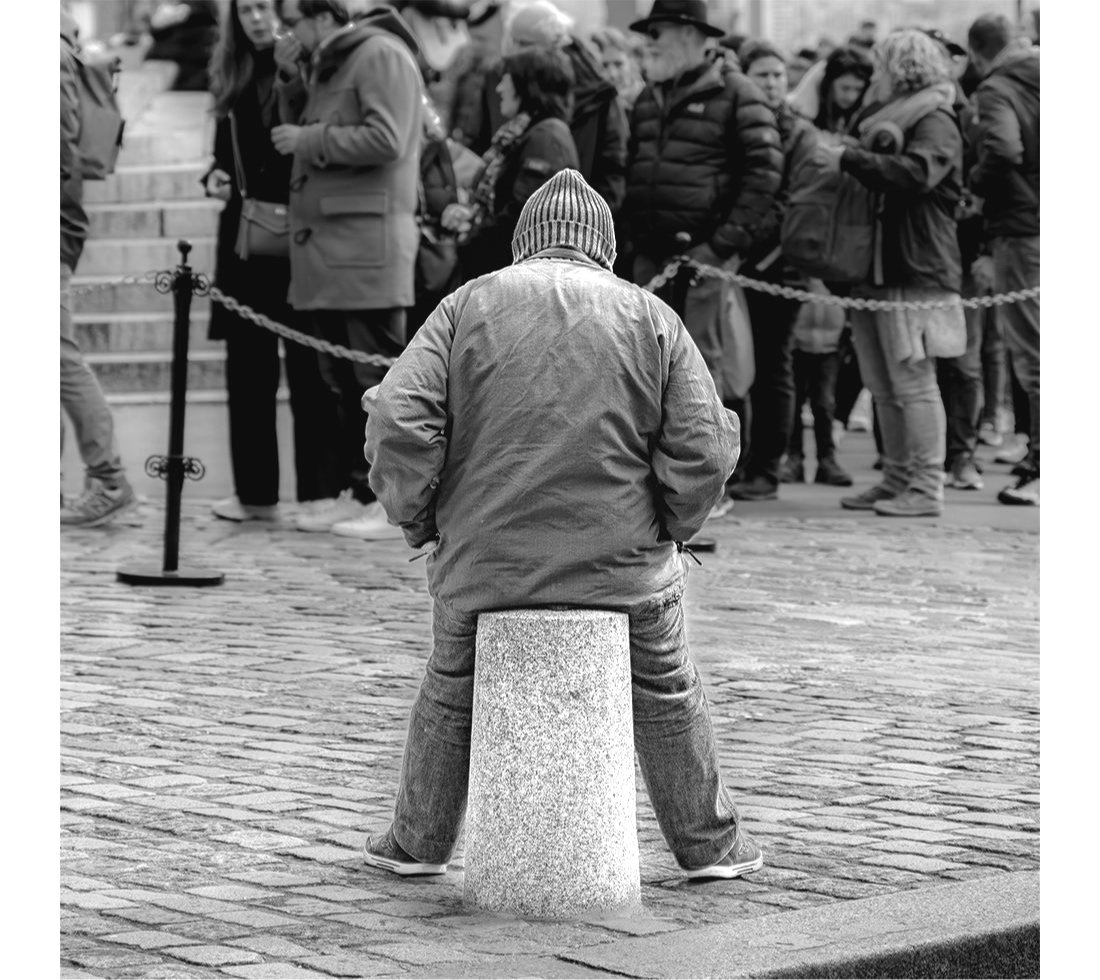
left=511, top=169, right=617, bottom=270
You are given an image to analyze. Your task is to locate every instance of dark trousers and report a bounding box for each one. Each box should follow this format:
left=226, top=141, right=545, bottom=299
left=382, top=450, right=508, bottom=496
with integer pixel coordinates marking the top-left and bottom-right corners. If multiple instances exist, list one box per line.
left=311, top=308, right=407, bottom=503
left=789, top=350, right=840, bottom=461
left=993, top=236, right=1040, bottom=470
left=979, top=305, right=1006, bottom=429
left=729, top=290, right=799, bottom=484
left=225, top=320, right=340, bottom=505
left=936, top=289, right=984, bottom=468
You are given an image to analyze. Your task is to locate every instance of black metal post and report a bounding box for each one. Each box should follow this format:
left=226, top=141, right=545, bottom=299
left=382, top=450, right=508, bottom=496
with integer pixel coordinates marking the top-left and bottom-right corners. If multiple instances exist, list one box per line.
left=118, top=240, right=224, bottom=586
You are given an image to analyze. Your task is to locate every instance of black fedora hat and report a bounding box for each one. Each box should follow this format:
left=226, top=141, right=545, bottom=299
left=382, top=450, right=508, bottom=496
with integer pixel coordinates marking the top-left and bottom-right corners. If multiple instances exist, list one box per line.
left=630, top=0, right=725, bottom=39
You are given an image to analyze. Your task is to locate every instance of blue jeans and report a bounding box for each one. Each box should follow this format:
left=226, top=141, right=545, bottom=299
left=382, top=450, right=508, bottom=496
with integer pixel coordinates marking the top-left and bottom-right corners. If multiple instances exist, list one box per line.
left=60, top=263, right=126, bottom=485
left=391, top=569, right=742, bottom=870
left=850, top=296, right=946, bottom=501
left=993, top=236, right=1039, bottom=470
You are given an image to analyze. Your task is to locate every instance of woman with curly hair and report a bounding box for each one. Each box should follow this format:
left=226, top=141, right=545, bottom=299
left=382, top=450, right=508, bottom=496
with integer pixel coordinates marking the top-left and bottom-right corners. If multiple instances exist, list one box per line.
left=820, top=29, right=965, bottom=518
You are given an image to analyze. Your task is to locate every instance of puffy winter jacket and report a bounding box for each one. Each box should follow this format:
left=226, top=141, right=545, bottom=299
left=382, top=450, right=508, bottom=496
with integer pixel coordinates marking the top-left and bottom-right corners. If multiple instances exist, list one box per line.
left=969, top=49, right=1039, bottom=239
left=624, top=58, right=783, bottom=261
left=363, top=249, right=739, bottom=615
left=841, top=107, right=964, bottom=292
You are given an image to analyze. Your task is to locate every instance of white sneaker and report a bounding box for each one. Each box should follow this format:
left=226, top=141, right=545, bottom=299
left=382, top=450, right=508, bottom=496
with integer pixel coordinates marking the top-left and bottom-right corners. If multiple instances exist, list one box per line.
left=295, top=490, right=366, bottom=532
left=331, top=501, right=405, bottom=540
left=212, top=496, right=280, bottom=522
left=994, top=436, right=1029, bottom=465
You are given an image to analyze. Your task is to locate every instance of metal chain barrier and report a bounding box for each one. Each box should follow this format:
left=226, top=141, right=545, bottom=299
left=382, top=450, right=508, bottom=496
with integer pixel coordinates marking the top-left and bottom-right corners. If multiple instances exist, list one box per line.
left=72, top=261, right=1039, bottom=363
left=206, top=287, right=396, bottom=367
left=641, top=257, right=1040, bottom=312
left=69, top=270, right=159, bottom=295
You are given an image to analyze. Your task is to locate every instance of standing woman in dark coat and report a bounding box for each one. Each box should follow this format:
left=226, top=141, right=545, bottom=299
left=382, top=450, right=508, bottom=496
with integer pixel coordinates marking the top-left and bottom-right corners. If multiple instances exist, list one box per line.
left=204, top=0, right=337, bottom=523
left=443, top=45, right=579, bottom=280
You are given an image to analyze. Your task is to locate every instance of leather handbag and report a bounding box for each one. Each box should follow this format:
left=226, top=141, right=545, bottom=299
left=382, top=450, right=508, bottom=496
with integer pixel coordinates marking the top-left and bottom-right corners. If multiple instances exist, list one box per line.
left=230, top=111, right=289, bottom=261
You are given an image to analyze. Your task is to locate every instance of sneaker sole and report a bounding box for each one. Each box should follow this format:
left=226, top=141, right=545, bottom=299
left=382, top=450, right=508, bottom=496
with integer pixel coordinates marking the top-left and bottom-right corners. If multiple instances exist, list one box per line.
left=362, top=851, right=448, bottom=876
left=948, top=480, right=984, bottom=491
left=684, top=849, right=765, bottom=880
left=61, top=497, right=138, bottom=528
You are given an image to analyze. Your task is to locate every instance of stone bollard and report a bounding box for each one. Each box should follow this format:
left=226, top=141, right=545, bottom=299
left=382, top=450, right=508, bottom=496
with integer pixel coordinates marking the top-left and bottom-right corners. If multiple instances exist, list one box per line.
left=464, top=609, right=641, bottom=919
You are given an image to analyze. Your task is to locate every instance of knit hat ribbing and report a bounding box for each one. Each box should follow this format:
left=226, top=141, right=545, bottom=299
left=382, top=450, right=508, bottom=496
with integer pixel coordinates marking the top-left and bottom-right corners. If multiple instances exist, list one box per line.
left=511, top=169, right=617, bottom=270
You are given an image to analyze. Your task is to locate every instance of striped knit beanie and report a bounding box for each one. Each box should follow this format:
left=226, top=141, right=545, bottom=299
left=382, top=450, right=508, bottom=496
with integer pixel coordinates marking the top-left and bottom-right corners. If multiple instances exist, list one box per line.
left=511, top=169, right=617, bottom=270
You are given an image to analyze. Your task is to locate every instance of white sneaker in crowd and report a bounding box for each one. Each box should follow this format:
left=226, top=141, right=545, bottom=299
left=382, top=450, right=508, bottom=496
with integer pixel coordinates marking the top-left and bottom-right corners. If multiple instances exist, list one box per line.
left=331, top=501, right=405, bottom=541
left=295, top=490, right=366, bottom=533
left=212, top=496, right=280, bottom=522
left=847, top=389, right=873, bottom=432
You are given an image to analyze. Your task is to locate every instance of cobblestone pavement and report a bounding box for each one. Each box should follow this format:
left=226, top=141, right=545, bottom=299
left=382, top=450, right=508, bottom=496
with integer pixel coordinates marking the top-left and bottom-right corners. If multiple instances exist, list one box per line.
left=61, top=495, right=1038, bottom=979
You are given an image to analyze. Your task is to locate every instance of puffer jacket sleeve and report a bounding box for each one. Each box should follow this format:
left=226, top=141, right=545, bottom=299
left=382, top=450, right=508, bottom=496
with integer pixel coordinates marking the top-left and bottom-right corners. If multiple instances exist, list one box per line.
left=650, top=301, right=740, bottom=542
left=710, top=74, right=784, bottom=258
left=363, top=294, right=457, bottom=549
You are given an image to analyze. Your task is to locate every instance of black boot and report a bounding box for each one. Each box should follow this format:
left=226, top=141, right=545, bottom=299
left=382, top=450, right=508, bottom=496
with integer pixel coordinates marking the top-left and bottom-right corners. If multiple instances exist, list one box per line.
left=815, top=455, right=854, bottom=487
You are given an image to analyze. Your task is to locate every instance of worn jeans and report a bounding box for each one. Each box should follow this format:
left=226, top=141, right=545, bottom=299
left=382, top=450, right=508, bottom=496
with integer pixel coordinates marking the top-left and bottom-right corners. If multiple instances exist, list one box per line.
left=993, top=236, right=1039, bottom=470
left=850, top=297, right=947, bottom=501
left=311, top=308, right=407, bottom=503
left=392, top=569, right=742, bottom=871
left=60, top=263, right=125, bottom=485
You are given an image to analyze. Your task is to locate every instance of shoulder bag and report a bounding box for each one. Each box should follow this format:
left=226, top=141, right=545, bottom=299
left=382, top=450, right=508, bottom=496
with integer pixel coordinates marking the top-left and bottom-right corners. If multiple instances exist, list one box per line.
left=230, top=110, right=290, bottom=261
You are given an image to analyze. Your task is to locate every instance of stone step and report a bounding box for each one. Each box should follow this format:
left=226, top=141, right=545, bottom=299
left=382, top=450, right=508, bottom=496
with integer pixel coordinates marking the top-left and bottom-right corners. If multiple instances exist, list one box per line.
left=116, top=91, right=215, bottom=167
left=83, top=162, right=212, bottom=205
left=86, top=200, right=223, bottom=239
left=71, top=276, right=210, bottom=315
left=116, top=60, right=179, bottom=124
left=85, top=349, right=230, bottom=394
left=73, top=311, right=218, bottom=353
left=77, top=236, right=217, bottom=277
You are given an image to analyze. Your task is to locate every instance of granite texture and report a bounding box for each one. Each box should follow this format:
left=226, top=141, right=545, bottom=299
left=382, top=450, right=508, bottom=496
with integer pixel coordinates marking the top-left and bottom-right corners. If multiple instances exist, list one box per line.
left=464, top=609, right=642, bottom=919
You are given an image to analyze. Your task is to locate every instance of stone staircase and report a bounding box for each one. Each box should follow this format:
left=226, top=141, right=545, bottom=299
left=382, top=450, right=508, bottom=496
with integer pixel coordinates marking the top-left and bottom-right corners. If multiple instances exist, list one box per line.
left=74, top=65, right=226, bottom=404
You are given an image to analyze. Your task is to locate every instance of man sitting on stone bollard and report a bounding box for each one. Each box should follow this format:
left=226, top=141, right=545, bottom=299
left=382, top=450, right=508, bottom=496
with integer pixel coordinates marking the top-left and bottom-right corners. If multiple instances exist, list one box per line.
left=359, top=168, right=763, bottom=882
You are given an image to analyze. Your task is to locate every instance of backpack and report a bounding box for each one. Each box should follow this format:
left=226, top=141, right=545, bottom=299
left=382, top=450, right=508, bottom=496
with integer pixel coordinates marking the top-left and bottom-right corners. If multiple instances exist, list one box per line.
left=779, top=137, right=880, bottom=285
left=74, top=52, right=124, bottom=179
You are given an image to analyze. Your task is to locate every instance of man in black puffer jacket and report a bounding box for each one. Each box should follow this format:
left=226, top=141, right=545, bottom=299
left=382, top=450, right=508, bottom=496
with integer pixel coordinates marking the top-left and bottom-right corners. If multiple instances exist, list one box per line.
left=624, top=0, right=782, bottom=409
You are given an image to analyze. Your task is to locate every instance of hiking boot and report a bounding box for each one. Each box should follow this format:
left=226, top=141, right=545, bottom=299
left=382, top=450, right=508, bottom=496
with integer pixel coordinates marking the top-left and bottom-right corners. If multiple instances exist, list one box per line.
left=295, top=490, right=366, bottom=533
left=994, top=436, right=1029, bottom=465
left=978, top=420, right=1003, bottom=447
left=212, top=496, right=280, bottom=522
left=948, top=456, right=984, bottom=490
left=814, top=456, right=853, bottom=487
left=60, top=477, right=137, bottom=527
left=729, top=476, right=778, bottom=501
left=998, top=473, right=1039, bottom=506
left=684, top=832, right=764, bottom=881
left=840, top=485, right=896, bottom=511
left=873, top=489, right=944, bottom=517
left=363, top=828, right=448, bottom=877
left=779, top=454, right=804, bottom=484
left=331, top=501, right=405, bottom=540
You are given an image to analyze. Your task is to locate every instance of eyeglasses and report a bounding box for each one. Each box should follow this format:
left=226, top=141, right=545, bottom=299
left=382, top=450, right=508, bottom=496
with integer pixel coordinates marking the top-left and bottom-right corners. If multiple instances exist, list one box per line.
left=646, top=26, right=666, bottom=41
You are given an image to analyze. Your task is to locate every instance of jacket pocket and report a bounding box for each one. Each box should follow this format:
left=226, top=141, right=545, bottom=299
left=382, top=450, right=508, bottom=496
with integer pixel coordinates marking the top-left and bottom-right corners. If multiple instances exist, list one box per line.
left=316, top=192, right=387, bottom=267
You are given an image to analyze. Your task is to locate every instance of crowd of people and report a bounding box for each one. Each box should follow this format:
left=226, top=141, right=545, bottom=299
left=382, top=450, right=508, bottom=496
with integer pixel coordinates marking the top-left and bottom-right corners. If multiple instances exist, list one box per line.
left=59, top=0, right=1040, bottom=529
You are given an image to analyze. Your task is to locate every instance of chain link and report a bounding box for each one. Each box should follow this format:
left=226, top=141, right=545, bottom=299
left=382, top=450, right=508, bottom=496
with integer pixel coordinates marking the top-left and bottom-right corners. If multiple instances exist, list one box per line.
left=207, top=287, right=396, bottom=367
left=72, top=261, right=1038, bottom=363
left=641, top=257, right=1040, bottom=311
left=69, top=270, right=159, bottom=296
